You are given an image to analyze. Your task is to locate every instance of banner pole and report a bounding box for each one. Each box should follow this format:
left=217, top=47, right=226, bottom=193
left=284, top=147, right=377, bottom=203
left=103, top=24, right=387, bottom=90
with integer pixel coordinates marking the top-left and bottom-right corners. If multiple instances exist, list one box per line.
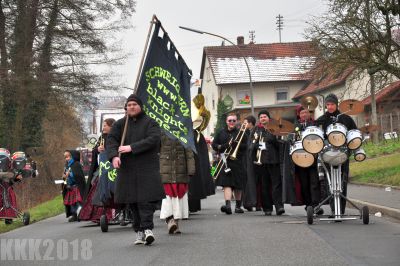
left=119, top=15, right=157, bottom=158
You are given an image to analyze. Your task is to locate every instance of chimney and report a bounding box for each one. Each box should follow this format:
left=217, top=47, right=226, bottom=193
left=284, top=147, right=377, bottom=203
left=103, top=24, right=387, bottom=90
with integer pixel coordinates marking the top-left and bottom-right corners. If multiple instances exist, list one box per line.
left=237, top=36, right=245, bottom=45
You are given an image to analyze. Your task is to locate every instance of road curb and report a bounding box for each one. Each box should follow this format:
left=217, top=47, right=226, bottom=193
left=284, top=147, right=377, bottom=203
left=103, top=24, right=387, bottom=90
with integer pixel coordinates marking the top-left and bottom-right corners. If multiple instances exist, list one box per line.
left=348, top=198, right=400, bottom=220
left=349, top=182, right=400, bottom=190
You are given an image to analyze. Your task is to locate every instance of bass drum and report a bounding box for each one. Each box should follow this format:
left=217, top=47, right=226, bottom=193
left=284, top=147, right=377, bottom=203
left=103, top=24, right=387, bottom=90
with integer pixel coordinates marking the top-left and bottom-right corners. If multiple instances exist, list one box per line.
left=353, top=148, right=366, bottom=162
left=290, top=141, right=315, bottom=168
left=321, top=145, right=349, bottom=166
left=326, top=123, right=347, bottom=147
left=302, top=126, right=324, bottom=154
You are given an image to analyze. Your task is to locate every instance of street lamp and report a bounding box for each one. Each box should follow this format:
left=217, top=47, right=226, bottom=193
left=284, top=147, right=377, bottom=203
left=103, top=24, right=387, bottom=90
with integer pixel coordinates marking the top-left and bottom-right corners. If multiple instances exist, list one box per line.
left=179, top=26, right=255, bottom=116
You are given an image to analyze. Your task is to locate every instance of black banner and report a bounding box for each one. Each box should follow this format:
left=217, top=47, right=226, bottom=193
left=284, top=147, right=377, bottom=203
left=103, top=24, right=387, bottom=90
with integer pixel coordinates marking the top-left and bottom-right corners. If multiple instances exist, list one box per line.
left=137, top=21, right=196, bottom=153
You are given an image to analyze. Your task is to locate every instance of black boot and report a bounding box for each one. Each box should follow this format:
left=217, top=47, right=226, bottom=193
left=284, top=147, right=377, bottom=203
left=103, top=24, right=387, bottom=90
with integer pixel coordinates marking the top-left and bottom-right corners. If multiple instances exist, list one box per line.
left=235, top=200, right=244, bottom=214
left=220, top=200, right=232, bottom=215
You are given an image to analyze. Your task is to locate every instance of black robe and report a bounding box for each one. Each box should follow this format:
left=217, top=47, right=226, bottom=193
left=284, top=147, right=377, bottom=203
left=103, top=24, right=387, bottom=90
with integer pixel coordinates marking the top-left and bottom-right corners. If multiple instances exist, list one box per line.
left=188, top=131, right=215, bottom=212
left=211, top=127, right=247, bottom=189
left=107, top=113, right=165, bottom=204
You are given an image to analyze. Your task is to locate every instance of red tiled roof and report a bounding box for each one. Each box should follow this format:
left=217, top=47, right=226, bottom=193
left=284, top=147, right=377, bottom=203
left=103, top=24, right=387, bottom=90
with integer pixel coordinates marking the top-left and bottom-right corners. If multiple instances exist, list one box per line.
left=202, top=41, right=317, bottom=84
left=294, top=67, right=354, bottom=99
left=362, top=80, right=400, bottom=105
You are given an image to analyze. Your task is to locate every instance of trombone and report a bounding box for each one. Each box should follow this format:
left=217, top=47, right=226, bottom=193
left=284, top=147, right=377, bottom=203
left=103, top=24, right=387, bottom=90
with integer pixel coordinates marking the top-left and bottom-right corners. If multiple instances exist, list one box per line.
left=212, top=121, right=248, bottom=179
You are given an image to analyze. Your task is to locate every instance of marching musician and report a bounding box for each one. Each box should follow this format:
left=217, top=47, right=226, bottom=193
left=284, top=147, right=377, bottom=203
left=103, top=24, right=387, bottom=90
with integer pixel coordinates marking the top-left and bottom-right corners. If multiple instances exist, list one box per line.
left=62, top=150, right=86, bottom=222
left=316, top=93, right=357, bottom=215
left=256, top=110, right=285, bottom=216
left=212, top=113, right=247, bottom=215
left=243, top=115, right=263, bottom=212
left=79, top=118, right=115, bottom=223
left=294, top=106, right=323, bottom=214
left=107, top=94, right=165, bottom=246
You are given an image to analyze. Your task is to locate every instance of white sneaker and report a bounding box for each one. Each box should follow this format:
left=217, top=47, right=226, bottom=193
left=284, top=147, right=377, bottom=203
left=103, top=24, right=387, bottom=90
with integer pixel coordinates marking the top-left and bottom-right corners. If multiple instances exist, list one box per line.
left=144, top=229, right=155, bottom=245
left=134, top=231, right=145, bottom=245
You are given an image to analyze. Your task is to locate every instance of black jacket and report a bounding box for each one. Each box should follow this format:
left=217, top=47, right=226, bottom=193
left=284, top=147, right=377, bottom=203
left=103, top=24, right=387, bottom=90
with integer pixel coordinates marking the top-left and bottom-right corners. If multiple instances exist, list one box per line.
left=107, top=113, right=165, bottom=203
left=254, top=126, right=280, bottom=165
left=211, top=127, right=247, bottom=160
left=316, top=110, right=357, bottom=133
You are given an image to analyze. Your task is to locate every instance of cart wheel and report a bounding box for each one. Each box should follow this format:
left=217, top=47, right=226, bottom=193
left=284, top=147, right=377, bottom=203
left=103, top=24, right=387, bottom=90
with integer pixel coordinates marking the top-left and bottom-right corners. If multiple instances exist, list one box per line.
left=362, top=206, right=369, bottom=225
left=100, top=215, right=108, bottom=232
left=306, top=206, right=314, bottom=225
left=22, top=212, right=30, bottom=225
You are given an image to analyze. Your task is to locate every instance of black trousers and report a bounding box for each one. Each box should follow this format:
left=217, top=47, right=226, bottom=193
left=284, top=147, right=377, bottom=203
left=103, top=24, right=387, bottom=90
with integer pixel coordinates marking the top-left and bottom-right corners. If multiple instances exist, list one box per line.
left=295, top=164, right=320, bottom=207
left=261, top=163, right=283, bottom=211
left=130, top=202, right=156, bottom=232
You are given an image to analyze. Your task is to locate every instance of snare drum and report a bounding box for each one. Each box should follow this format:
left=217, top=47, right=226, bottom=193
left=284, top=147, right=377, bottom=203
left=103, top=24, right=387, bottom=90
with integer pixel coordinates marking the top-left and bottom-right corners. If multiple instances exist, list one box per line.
left=326, top=123, right=348, bottom=147
left=11, top=151, right=27, bottom=170
left=321, top=144, right=349, bottom=166
left=302, top=126, right=324, bottom=154
left=290, top=141, right=315, bottom=168
left=353, top=148, right=366, bottom=162
left=346, top=129, right=363, bottom=150
left=0, top=148, right=11, bottom=172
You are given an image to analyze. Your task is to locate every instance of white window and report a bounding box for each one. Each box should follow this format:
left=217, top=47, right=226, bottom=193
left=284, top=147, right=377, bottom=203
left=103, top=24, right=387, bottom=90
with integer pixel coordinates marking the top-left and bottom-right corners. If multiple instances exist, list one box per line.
left=276, top=88, right=288, bottom=102
left=236, top=90, right=251, bottom=105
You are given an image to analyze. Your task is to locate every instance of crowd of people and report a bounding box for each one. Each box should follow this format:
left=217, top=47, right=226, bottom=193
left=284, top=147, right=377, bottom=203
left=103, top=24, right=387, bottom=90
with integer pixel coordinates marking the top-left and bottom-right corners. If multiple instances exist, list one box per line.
left=58, top=92, right=356, bottom=246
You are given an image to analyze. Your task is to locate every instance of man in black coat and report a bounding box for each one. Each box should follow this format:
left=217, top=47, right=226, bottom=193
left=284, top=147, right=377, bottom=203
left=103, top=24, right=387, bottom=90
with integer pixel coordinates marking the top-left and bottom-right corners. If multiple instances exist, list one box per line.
left=256, top=110, right=285, bottom=216
left=107, top=94, right=165, bottom=246
left=316, top=93, right=357, bottom=215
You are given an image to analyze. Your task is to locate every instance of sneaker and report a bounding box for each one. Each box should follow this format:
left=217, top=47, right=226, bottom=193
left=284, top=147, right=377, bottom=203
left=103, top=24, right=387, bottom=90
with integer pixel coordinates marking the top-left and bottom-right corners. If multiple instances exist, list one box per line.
left=264, top=211, right=272, bottom=216
left=144, top=229, right=155, bottom=245
left=235, top=207, right=244, bottom=214
left=167, top=218, right=178, bottom=234
left=134, top=231, right=145, bottom=245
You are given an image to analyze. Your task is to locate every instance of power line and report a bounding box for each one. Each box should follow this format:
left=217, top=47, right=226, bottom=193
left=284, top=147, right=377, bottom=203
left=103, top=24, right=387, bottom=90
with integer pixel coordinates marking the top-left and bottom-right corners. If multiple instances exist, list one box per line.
left=276, top=14, right=284, bottom=43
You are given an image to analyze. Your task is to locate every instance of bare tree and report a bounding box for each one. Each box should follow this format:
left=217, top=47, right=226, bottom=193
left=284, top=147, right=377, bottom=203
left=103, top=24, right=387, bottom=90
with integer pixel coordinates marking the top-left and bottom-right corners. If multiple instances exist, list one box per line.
left=306, top=0, right=400, bottom=142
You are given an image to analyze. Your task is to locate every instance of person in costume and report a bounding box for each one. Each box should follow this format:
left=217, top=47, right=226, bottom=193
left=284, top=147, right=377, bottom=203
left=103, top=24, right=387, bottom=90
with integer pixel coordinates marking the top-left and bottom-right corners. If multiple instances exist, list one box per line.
left=62, top=150, right=85, bottom=222
left=107, top=94, right=165, bottom=246
left=159, top=132, right=195, bottom=234
left=212, top=113, right=247, bottom=215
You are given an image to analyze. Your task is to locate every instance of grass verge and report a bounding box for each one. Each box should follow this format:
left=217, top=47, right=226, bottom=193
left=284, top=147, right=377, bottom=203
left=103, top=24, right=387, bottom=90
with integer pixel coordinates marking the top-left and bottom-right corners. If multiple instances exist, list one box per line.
left=350, top=153, right=400, bottom=186
left=0, top=194, right=64, bottom=234
left=361, top=139, right=400, bottom=158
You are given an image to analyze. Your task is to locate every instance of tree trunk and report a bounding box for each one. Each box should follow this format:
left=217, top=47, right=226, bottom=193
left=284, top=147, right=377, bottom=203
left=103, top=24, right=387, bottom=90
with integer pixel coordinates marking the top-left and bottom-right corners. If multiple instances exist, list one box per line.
left=369, top=73, right=379, bottom=143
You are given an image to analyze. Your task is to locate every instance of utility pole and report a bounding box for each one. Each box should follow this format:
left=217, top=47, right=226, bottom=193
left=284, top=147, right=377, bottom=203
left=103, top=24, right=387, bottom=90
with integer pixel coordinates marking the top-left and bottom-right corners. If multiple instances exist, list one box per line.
left=276, top=14, right=284, bottom=43
left=249, top=30, right=256, bottom=44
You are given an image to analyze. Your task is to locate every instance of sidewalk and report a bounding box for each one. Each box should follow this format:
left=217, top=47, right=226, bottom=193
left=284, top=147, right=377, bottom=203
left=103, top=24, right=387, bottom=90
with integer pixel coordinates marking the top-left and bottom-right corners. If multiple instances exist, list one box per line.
left=347, top=183, right=400, bottom=220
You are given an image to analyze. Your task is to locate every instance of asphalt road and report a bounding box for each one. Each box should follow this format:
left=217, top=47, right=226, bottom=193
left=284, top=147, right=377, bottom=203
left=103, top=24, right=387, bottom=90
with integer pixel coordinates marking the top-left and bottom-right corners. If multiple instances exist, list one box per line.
left=1, top=190, right=399, bottom=266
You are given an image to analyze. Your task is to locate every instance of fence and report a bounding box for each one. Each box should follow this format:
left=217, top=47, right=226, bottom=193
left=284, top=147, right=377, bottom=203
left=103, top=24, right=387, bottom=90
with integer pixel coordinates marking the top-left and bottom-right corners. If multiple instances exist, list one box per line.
left=355, top=112, right=400, bottom=141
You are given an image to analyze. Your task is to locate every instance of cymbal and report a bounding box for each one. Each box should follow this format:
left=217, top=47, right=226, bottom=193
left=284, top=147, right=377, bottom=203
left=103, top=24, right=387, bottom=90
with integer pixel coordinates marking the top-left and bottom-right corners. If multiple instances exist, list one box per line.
left=300, top=95, right=318, bottom=111
left=359, top=124, right=379, bottom=134
left=267, top=119, right=295, bottom=136
left=339, top=99, right=364, bottom=115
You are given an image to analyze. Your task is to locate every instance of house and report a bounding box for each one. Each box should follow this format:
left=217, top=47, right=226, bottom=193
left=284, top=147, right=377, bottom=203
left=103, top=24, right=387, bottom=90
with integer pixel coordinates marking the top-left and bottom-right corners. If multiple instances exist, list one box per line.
left=294, top=67, right=400, bottom=134
left=199, top=37, right=317, bottom=136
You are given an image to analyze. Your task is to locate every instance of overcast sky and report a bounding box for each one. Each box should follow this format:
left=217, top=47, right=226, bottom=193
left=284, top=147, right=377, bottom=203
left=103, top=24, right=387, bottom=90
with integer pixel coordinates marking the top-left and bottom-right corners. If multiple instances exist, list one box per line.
left=109, top=0, right=328, bottom=94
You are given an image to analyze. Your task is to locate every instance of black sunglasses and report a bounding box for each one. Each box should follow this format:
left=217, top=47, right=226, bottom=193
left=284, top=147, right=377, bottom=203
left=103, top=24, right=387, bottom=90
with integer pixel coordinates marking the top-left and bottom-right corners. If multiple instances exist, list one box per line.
left=228, top=119, right=237, bottom=122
